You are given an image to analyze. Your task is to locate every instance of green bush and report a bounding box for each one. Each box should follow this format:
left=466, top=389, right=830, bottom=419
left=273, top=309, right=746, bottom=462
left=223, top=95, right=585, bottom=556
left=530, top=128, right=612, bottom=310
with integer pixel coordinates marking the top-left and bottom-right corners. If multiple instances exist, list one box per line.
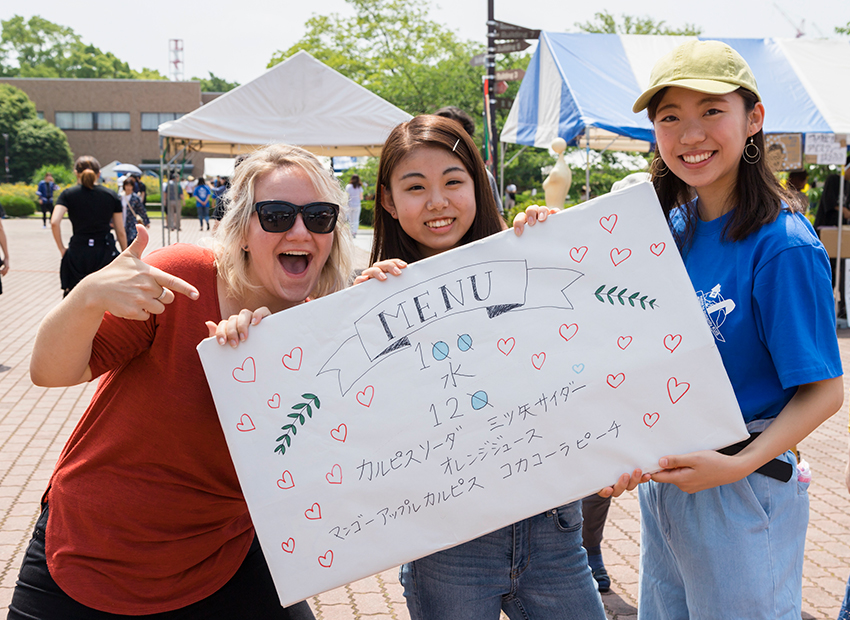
left=1, top=194, right=36, bottom=216
left=359, top=200, right=374, bottom=227
left=10, top=118, right=73, bottom=183
left=31, top=163, right=75, bottom=185
left=181, top=196, right=216, bottom=216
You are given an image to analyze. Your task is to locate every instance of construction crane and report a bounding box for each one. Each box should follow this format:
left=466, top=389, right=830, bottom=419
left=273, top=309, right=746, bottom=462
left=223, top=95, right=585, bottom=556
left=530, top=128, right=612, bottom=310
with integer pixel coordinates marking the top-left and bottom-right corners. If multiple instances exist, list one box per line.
left=774, top=4, right=805, bottom=38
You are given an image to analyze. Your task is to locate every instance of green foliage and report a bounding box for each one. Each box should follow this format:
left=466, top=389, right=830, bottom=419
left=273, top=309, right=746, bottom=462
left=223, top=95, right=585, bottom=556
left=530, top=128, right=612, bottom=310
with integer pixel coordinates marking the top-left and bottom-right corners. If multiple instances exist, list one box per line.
left=0, top=83, right=36, bottom=138
left=10, top=118, right=73, bottom=182
left=275, top=393, right=321, bottom=456
left=191, top=71, right=240, bottom=92
left=0, top=15, right=166, bottom=79
left=0, top=192, right=35, bottom=216
left=837, top=22, right=850, bottom=35
left=182, top=196, right=217, bottom=216
left=268, top=0, right=485, bottom=117
left=575, top=11, right=702, bottom=35
left=594, top=285, right=658, bottom=309
left=31, top=163, right=74, bottom=185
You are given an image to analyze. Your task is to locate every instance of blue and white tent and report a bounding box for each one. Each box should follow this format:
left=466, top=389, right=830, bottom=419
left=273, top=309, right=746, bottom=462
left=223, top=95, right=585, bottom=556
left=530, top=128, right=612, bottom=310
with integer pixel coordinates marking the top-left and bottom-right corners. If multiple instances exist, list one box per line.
left=500, top=33, right=850, bottom=152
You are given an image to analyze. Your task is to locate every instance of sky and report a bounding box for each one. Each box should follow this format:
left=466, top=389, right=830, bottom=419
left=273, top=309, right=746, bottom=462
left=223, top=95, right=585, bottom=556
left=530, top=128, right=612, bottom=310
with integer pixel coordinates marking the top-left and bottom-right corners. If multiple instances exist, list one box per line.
left=4, top=0, right=848, bottom=85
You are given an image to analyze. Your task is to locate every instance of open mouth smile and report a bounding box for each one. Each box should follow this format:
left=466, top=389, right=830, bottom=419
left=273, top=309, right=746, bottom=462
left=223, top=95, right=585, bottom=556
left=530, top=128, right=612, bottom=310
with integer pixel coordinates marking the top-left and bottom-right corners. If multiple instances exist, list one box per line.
left=278, top=251, right=311, bottom=275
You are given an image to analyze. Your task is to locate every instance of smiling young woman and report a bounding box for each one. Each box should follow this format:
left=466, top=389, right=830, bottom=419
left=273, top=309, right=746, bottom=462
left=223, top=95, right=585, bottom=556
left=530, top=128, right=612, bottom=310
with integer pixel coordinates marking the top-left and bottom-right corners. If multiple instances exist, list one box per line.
left=632, top=41, right=843, bottom=620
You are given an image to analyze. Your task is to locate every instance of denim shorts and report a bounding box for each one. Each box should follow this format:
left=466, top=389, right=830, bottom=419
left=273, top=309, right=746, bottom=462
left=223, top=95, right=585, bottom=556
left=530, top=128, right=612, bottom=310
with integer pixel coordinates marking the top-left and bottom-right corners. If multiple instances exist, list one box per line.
left=399, top=500, right=606, bottom=620
left=638, top=450, right=809, bottom=620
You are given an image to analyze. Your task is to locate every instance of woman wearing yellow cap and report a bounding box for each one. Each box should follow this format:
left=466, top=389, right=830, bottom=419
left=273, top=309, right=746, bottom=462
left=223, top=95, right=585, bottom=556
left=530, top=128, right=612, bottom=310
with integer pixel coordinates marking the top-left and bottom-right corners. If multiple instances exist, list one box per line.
left=632, top=40, right=843, bottom=619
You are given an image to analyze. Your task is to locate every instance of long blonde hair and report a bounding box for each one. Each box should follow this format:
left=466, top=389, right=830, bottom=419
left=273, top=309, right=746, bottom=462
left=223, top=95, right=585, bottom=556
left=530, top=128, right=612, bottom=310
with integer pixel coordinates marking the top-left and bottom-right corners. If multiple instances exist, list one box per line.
left=213, top=144, right=354, bottom=301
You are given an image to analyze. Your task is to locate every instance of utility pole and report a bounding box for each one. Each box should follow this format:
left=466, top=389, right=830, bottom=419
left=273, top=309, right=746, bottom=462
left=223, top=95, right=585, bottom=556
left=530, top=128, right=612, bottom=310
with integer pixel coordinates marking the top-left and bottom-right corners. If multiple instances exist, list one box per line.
left=485, top=0, right=497, bottom=178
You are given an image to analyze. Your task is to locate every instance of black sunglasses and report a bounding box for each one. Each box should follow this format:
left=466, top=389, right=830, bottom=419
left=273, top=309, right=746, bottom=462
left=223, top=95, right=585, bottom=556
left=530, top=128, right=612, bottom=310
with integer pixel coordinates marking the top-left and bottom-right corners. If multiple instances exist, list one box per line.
left=254, top=200, right=339, bottom=234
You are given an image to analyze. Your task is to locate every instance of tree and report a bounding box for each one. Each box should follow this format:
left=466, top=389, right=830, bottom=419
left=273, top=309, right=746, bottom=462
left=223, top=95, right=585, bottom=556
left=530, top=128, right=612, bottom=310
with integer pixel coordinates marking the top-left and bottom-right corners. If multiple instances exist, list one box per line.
left=10, top=118, right=73, bottom=182
left=192, top=72, right=240, bottom=92
left=0, top=15, right=166, bottom=79
left=0, top=83, right=36, bottom=139
left=268, top=0, right=484, bottom=116
left=575, top=11, right=702, bottom=36
left=838, top=22, right=850, bottom=35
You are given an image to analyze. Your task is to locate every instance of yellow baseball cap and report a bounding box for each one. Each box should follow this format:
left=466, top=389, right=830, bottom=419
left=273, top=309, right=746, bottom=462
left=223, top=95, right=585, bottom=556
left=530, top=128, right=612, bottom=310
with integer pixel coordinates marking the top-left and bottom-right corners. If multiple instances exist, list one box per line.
left=633, top=40, right=760, bottom=113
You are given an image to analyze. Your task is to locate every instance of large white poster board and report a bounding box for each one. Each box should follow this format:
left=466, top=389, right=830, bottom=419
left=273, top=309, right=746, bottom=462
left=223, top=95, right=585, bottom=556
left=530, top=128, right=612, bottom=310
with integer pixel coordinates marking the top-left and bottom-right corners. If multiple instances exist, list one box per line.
left=198, top=182, right=747, bottom=606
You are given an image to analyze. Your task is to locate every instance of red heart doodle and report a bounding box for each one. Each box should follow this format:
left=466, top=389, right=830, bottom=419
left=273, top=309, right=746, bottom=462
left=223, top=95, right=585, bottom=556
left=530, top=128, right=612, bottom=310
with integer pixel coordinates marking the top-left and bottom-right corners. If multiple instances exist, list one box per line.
left=663, top=334, right=682, bottom=353
left=667, top=377, right=690, bottom=404
left=650, top=242, right=666, bottom=256
left=617, top=336, right=632, bottom=350
left=610, top=248, right=631, bottom=266
left=232, top=357, right=256, bottom=383
left=607, top=373, right=625, bottom=388
left=599, top=214, right=617, bottom=234
left=318, top=550, right=334, bottom=568
left=643, top=412, right=660, bottom=428
left=305, top=503, right=322, bottom=520
left=559, top=323, right=579, bottom=342
left=569, top=246, right=588, bottom=263
left=531, top=352, right=546, bottom=370
left=497, top=337, right=515, bottom=356
left=267, top=393, right=281, bottom=409
left=326, top=464, right=342, bottom=485
left=282, top=347, right=303, bottom=371
left=236, top=414, right=255, bottom=432
left=281, top=538, right=295, bottom=554
left=330, top=424, right=347, bottom=442
left=356, top=386, right=374, bottom=407
left=277, top=471, right=295, bottom=490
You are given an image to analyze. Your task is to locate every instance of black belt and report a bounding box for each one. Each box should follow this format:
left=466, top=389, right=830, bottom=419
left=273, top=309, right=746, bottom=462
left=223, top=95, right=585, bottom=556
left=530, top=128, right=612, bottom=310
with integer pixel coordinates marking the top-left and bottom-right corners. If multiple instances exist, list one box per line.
left=717, top=432, right=794, bottom=482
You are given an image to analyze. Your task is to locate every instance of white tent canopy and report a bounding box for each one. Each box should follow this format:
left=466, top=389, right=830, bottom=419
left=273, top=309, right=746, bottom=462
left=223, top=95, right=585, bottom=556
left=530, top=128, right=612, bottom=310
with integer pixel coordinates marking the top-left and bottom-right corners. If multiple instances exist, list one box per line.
left=159, top=51, right=412, bottom=157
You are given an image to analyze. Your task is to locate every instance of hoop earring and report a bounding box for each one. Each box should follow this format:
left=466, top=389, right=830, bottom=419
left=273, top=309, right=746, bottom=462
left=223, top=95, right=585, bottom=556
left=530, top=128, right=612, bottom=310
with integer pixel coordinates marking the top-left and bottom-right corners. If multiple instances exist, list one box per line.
left=743, top=137, right=761, bottom=165
left=650, top=157, right=669, bottom=178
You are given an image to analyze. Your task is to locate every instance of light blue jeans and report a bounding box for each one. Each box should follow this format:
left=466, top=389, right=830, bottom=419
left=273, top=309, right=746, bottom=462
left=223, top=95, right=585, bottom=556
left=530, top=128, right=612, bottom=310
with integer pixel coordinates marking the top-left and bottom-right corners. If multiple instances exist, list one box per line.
left=638, top=450, right=808, bottom=620
left=839, top=573, right=850, bottom=620
left=399, top=500, right=605, bottom=620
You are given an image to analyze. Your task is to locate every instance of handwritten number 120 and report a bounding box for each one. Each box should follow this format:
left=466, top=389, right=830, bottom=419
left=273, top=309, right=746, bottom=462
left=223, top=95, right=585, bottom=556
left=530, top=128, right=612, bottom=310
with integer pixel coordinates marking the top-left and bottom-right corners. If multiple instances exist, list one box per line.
left=431, top=397, right=461, bottom=427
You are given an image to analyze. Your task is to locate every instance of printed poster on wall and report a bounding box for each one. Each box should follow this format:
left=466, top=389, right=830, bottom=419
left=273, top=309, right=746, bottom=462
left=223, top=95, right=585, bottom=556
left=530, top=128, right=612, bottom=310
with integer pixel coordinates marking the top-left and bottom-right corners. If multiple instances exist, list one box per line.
left=198, top=182, right=747, bottom=606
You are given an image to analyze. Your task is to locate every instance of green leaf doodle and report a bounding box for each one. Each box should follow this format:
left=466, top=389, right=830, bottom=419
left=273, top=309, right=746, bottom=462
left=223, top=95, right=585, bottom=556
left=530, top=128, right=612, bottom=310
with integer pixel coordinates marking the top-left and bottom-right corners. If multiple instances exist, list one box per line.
left=595, top=285, right=658, bottom=310
left=275, top=393, right=321, bottom=456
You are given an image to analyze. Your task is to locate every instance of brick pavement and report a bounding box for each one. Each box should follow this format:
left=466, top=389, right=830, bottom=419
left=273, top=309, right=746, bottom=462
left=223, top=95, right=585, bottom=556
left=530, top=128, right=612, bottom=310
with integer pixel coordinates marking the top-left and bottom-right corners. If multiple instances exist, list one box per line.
left=0, top=216, right=848, bottom=619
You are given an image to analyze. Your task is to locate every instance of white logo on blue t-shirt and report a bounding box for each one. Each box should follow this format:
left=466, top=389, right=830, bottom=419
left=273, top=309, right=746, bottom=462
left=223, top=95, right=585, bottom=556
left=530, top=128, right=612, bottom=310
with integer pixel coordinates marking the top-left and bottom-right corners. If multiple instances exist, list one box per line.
left=695, top=284, right=736, bottom=343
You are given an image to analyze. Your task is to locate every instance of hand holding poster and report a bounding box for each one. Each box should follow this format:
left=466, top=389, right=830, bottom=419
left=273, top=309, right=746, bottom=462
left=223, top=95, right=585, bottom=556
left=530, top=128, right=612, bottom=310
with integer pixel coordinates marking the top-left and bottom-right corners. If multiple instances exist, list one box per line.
left=197, top=182, right=747, bottom=605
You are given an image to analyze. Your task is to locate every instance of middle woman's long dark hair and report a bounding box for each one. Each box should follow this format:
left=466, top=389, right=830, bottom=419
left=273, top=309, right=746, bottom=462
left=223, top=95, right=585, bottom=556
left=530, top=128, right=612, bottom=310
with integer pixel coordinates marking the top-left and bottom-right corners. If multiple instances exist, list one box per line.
left=647, top=87, right=801, bottom=249
left=372, top=115, right=505, bottom=264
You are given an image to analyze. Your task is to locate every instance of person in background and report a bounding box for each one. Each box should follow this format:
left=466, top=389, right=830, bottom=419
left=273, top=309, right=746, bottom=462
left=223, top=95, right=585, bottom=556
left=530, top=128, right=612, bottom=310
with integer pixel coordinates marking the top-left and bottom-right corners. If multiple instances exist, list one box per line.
left=0, top=217, right=8, bottom=294
left=36, top=172, right=59, bottom=228
left=193, top=177, right=214, bottom=231
left=52, top=156, right=127, bottom=297
left=786, top=170, right=809, bottom=211
left=132, top=173, right=147, bottom=207
left=345, top=174, right=364, bottom=237
left=165, top=173, right=183, bottom=232
left=433, top=106, right=504, bottom=215
left=120, top=176, right=150, bottom=245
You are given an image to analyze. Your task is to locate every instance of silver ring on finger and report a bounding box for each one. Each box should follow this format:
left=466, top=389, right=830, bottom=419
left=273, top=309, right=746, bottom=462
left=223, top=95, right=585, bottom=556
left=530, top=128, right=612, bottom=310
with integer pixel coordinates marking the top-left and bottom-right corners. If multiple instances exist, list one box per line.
left=155, top=287, right=168, bottom=302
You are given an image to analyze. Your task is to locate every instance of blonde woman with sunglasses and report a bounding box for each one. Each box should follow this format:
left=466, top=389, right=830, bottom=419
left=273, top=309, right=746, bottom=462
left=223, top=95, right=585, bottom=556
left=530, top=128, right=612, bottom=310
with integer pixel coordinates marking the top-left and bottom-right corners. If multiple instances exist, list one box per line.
left=11, top=144, right=353, bottom=619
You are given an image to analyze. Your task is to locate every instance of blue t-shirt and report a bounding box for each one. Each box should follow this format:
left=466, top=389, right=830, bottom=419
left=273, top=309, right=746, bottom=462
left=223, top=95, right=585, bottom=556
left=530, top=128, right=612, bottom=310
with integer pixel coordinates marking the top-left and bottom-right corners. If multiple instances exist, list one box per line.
left=672, top=205, right=842, bottom=423
left=193, top=185, right=213, bottom=206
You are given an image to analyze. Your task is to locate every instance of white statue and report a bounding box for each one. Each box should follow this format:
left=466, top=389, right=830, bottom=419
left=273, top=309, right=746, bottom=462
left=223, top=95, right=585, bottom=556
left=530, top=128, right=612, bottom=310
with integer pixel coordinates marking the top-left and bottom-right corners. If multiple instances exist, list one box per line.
left=543, top=137, right=572, bottom=209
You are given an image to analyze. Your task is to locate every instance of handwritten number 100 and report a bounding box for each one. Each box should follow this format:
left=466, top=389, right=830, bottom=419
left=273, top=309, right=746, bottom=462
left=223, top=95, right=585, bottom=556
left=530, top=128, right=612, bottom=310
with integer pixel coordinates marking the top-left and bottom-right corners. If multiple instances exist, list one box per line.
left=431, top=397, right=461, bottom=427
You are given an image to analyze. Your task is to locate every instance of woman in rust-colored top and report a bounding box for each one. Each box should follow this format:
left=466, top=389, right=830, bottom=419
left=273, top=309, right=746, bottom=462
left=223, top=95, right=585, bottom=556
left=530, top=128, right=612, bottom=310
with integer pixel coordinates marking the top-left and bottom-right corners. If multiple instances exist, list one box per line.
left=10, top=144, right=353, bottom=619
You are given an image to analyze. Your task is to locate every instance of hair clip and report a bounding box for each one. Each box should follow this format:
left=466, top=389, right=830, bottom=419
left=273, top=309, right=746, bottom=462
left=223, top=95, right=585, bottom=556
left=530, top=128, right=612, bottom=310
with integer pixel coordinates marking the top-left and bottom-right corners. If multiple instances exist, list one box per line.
left=452, top=139, right=460, bottom=152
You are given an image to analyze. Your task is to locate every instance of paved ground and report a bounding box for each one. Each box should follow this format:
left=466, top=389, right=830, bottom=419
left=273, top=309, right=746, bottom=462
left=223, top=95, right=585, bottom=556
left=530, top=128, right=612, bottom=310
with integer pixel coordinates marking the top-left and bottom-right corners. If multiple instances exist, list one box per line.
left=0, top=216, right=848, bottom=619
